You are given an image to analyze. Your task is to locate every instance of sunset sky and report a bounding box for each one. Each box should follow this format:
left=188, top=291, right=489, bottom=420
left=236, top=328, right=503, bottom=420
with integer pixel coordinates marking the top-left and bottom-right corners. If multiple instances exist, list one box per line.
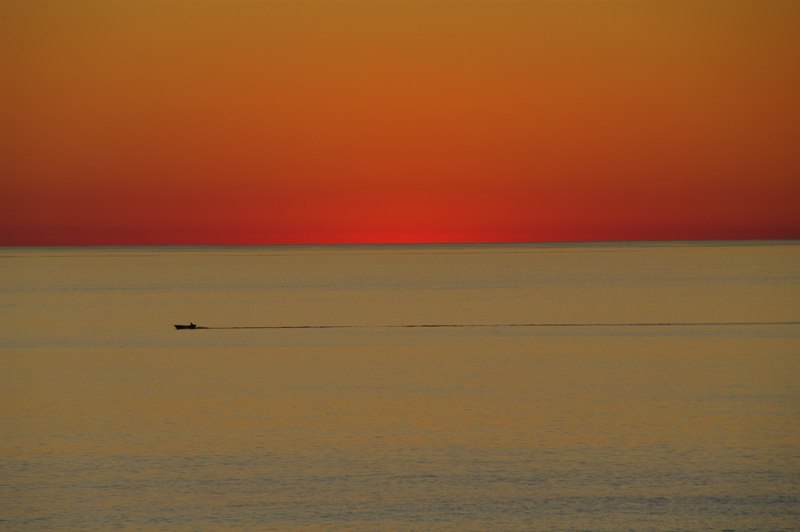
left=2, top=0, right=799, bottom=245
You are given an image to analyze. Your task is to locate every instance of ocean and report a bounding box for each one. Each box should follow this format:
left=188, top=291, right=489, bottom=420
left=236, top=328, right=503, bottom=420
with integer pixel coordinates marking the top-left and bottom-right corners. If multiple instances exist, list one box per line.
left=1, top=241, right=798, bottom=531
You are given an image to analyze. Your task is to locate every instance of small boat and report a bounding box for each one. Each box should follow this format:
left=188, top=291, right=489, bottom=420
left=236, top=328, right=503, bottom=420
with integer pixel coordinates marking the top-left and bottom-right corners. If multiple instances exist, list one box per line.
left=175, top=323, right=197, bottom=330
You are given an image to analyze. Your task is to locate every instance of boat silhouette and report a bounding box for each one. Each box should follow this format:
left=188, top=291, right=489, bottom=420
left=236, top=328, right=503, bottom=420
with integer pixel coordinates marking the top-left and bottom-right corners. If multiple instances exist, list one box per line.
left=174, top=323, right=197, bottom=330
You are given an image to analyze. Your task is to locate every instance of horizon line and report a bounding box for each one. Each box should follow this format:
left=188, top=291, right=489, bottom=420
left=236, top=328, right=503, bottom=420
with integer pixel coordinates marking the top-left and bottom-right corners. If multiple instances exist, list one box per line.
left=2, top=237, right=799, bottom=249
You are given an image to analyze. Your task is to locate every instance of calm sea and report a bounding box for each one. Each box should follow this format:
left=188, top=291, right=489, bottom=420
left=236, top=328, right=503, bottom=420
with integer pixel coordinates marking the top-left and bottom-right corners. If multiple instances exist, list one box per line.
left=1, top=242, right=798, bottom=531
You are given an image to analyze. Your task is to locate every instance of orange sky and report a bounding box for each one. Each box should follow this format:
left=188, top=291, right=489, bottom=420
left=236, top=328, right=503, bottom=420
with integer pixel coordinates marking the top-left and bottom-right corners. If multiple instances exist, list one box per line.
left=2, top=0, right=799, bottom=245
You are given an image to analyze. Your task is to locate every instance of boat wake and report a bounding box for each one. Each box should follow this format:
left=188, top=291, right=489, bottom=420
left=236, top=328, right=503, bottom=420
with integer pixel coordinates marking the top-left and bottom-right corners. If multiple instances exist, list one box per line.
left=176, top=321, right=800, bottom=330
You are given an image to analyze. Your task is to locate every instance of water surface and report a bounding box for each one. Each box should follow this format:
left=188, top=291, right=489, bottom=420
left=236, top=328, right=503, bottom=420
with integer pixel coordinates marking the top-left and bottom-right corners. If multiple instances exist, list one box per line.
left=1, top=241, right=798, bottom=531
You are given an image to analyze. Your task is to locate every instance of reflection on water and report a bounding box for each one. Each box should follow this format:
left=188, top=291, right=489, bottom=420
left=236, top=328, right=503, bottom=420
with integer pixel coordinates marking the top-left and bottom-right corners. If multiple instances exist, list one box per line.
left=1, top=242, right=799, bottom=530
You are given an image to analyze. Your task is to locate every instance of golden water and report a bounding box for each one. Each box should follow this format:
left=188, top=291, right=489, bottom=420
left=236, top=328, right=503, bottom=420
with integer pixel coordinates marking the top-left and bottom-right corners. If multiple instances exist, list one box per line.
left=1, top=242, right=798, bottom=530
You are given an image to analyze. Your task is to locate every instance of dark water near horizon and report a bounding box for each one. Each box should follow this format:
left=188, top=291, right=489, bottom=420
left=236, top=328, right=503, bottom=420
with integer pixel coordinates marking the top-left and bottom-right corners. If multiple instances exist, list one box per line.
left=1, top=241, right=799, bottom=531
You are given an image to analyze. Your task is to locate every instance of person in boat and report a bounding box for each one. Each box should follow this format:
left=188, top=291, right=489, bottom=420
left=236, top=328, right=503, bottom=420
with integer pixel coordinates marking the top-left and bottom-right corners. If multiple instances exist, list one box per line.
left=190, top=322, right=196, bottom=329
